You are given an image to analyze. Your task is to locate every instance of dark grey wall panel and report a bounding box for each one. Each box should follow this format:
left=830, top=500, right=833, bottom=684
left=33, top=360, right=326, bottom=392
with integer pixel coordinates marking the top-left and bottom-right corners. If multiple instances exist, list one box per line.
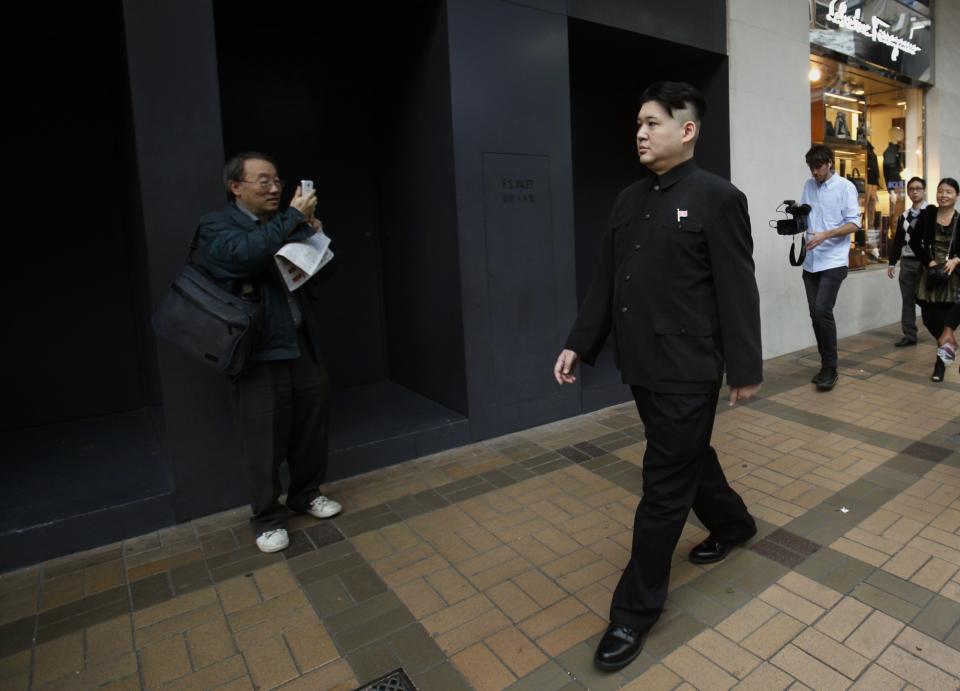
left=567, top=0, right=726, bottom=55
left=380, top=3, right=468, bottom=415
left=3, top=4, right=146, bottom=431
left=446, top=0, right=581, bottom=438
left=124, top=0, right=246, bottom=522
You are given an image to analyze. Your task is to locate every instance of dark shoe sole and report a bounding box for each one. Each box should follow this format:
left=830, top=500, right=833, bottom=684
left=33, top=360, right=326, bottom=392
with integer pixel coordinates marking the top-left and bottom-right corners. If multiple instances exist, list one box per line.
left=816, top=376, right=838, bottom=391
left=894, top=341, right=917, bottom=347
left=593, top=636, right=645, bottom=671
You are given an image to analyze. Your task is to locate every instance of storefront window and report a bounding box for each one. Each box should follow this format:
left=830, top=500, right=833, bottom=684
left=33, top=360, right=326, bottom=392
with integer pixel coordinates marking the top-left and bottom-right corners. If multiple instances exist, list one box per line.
left=809, top=56, right=924, bottom=270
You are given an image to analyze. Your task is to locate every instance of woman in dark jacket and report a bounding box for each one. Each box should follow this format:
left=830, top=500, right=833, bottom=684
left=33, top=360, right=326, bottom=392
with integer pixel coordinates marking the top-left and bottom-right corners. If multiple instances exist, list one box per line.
left=913, top=178, right=960, bottom=382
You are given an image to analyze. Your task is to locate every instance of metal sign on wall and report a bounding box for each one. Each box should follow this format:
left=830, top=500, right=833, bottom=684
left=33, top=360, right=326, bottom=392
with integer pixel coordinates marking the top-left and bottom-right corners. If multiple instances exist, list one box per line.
left=810, top=0, right=932, bottom=84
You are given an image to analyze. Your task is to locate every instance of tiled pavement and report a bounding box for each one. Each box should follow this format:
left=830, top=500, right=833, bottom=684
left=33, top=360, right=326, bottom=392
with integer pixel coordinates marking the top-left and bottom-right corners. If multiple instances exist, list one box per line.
left=2, top=323, right=959, bottom=691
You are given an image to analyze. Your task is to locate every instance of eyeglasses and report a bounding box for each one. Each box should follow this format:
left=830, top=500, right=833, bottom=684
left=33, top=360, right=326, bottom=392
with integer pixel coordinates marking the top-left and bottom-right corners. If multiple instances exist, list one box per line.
left=239, top=177, right=284, bottom=190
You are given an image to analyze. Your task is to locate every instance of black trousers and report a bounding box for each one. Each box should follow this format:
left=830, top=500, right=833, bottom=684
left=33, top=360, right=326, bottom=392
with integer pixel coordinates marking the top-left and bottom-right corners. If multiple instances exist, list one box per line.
left=898, top=258, right=922, bottom=341
left=233, top=331, right=330, bottom=534
left=802, top=266, right=848, bottom=368
left=920, top=302, right=953, bottom=341
left=610, top=387, right=755, bottom=632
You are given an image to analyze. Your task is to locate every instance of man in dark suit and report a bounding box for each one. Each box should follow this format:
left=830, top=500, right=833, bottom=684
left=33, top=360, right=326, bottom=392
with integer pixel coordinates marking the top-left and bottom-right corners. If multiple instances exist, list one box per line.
left=553, top=82, right=762, bottom=671
left=196, top=152, right=342, bottom=554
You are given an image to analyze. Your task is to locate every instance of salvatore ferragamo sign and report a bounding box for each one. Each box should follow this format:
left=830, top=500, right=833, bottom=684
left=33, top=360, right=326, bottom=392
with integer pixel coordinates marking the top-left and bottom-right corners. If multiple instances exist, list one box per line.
left=825, top=0, right=922, bottom=61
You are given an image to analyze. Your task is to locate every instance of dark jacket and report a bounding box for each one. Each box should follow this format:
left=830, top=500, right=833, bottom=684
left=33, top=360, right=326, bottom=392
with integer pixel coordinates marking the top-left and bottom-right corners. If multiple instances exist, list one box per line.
left=888, top=205, right=927, bottom=266
left=565, top=159, right=762, bottom=393
left=196, top=202, right=325, bottom=362
left=914, top=205, right=959, bottom=266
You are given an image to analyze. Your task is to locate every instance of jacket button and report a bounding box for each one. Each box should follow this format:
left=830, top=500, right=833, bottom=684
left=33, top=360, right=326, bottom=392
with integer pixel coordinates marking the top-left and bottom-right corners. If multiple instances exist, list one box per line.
left=652, top=185, right=660, bottom=191
left=634, top=244, right=640, bottom=250
left=680, top=327, right=687, bottom=334
left=621, top=306, right=628, bottom=313
left=643, top=213, right=651, bottom=220
left=624, top=274, right=631, bottom=281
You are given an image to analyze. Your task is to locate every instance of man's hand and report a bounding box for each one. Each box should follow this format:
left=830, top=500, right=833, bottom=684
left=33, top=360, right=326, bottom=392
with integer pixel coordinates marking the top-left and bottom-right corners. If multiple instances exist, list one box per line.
left=728, top=383, right=761, bottom=406
left=554, top=349, right=580, bottom=385
left=805, top=231, right=829, bottom=250
left=887, top=266, right=895, bottom=279
left=946, top=257, right=960, bottom=275
left=307, top=217, right=324, bottom=233
left=291, top=185, right=318, bottom=219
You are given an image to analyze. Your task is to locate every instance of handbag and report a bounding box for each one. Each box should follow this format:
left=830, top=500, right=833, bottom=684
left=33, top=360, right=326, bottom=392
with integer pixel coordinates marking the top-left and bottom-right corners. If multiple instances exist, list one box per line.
left=847, top=167, right=866, bottom=194
left=152, top=229, right=262, bottom=376
left=924, top=213, right=959, bottom=291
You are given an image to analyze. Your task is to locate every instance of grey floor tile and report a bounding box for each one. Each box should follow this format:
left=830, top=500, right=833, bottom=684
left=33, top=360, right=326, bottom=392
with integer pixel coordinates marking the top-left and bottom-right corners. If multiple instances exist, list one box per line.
left=851, top=583, right=921, bottom=624
left=324, top=591, right=406, bottom=634
left=170, top=560, right=212, bottom=595
left=340, top=564, right=388, bottom=603
left=410, top=661, right=474, bottom=691
left=347, top=639, right=402, bottom=686
left=129, top=573, right=173, bottom=611
left=296, top=552, right=367, bottom=586
left=303, top=520, right=345, bottom=549
left=287, top=540, right=355, bottom=576
left=865, top=570, right=936, bottom=607
left=335, top=506, right=402, bottom=538
left=0, top=616, right=35, bottom=657
left=333, top=605, right=415, bottom=652
left=556, top=641, right=629, bottom=691
left=36, top=598, right=128, bottom=645
left=642, top=611, right=707, bottom=659
left=911, top=595, right=960, bottom=641
left=303, top=575, right=355, bottom=619
left=209, top=552, right=283, bottom=582
left=387, top=623, right=446, bottom=675
left=795, top=548, right=875, bottom=595
left=666, top=585, right=734, bottom=627
left=506, top=661, right=577, bottom=691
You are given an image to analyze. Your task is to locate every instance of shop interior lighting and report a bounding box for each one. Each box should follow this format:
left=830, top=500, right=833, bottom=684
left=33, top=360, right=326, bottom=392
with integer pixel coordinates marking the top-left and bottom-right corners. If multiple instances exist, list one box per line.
left=826, top=92, right=860, bottom=103
left=897, top=101, right=907, bottom=107
left=825, top=103, right=863, bottom=115
left=809, top=66, right=822, bottom=81
left=834, top=150, right=860, bottom=156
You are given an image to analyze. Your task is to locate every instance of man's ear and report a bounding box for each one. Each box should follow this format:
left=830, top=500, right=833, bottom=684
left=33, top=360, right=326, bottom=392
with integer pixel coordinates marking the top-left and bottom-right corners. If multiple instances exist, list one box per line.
left=681, top=120, right=698, bottom=144
left=228, top=181, right=243, bottom=198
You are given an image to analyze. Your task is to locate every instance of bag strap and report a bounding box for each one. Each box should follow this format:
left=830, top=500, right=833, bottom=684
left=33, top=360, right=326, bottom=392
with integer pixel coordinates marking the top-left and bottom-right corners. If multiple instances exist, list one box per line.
left=186, top=226, right=255, bottom=298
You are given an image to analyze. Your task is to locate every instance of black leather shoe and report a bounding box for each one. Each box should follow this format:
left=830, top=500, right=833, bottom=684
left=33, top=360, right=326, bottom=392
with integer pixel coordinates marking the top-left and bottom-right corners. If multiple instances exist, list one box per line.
left=894, top=337, right=917, bottom=347
left=594, top=624, right=646, bottom=671
left=810, top=366, right=829, bottom=384
left=689, top=527, right=757, bottom=565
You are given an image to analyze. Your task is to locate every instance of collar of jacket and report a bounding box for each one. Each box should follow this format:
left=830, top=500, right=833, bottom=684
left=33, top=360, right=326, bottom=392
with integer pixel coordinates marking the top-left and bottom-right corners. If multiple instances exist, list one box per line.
left=654, top=158, right=698, bottom=190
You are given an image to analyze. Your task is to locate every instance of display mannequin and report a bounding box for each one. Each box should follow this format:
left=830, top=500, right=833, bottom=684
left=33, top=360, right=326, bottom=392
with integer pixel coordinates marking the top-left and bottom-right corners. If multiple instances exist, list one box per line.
left=865, top=139, right=880, bottom=232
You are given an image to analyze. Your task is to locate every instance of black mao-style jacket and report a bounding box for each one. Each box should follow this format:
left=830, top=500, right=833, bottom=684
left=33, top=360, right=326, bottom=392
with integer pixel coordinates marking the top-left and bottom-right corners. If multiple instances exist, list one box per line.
left=565, top=159, right=762, bottom=394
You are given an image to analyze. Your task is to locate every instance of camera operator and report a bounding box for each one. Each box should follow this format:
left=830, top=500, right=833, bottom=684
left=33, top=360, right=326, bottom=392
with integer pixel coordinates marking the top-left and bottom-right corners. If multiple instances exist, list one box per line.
left=799, top=145, right=860, bottom=391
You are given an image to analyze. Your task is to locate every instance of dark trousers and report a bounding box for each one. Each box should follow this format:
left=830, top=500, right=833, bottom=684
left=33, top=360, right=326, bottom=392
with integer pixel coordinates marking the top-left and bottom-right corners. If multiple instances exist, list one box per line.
left=898, top=258, right=922, bottom=341
left=920, top=302, right=952, bottom=341
left=610, top=387, right=755, bottom=632
left=233, top=331, right=330, bottom=534
left=802, top=266, right=848, bottom=368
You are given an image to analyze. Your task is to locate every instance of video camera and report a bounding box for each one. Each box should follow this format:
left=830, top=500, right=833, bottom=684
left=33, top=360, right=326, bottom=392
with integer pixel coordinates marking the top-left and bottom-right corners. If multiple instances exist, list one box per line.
left=770, top=200, right=811, bottom=266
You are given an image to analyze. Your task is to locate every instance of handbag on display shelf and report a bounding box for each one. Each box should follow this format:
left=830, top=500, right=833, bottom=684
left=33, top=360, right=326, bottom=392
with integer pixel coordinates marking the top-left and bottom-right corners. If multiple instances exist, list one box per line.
left=847, top=167, right=866, bottom=194
left=834, top=112, right=850, bottom=138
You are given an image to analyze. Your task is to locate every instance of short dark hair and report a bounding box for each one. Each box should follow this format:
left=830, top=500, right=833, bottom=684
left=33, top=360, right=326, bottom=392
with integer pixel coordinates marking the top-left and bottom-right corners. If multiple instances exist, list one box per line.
left=805, top=145, right=834, bottom=169
left=223, top=151, right=277, bottom=200
left=906, top=176, right=926, bottom=189
left=639, top=81, right=706, bottom=123
left=938, top=177, right=960, bottom=194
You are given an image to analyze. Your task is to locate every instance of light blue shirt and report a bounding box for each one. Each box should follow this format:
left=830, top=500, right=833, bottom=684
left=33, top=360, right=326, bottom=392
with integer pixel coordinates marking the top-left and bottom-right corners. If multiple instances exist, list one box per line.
left=799, top=173, right=860, bottom=272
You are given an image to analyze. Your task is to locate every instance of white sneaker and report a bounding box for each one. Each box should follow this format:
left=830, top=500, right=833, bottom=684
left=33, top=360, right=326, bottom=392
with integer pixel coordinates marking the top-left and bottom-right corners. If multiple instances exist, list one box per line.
left=255, top=529, right=289, bottom=553
left=305, top=495, right=342, bottom=519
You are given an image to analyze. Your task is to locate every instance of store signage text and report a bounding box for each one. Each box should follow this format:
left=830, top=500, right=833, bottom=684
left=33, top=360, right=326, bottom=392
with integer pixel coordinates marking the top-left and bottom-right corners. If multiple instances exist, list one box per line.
left=825, top=0, right=922, bottom=61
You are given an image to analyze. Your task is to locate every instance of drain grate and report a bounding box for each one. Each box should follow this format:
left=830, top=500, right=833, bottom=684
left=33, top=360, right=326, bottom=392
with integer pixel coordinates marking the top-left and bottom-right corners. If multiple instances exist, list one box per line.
left=355, top=668, right=417, bottom=691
